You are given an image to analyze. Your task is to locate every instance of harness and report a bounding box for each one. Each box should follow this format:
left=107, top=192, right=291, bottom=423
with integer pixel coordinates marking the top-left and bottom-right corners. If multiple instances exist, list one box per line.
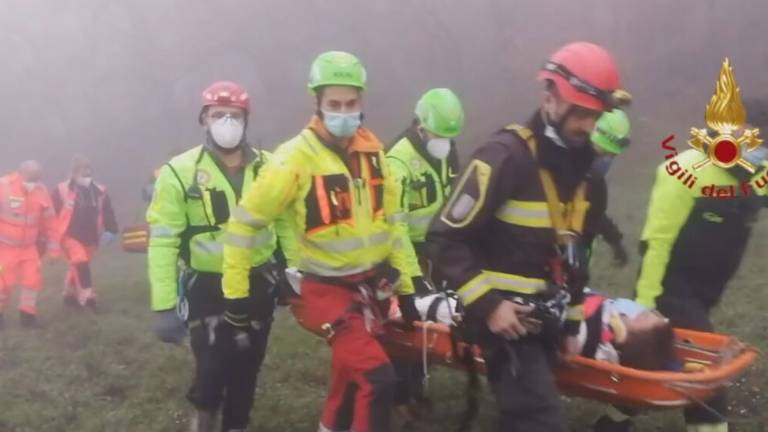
left=504, top=124, right=590, bottom=296
left=166, top=147, right=265, bottom=266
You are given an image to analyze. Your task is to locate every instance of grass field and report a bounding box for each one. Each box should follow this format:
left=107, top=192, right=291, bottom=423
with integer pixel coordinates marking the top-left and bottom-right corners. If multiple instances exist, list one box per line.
left=0, top=183, right=766, bottom=431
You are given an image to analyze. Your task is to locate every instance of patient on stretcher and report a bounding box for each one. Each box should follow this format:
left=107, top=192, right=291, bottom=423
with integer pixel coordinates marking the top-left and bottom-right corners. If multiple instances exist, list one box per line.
left=395, top=292, right=675, bottom=371
left=575, top=293, right=675, bottom=370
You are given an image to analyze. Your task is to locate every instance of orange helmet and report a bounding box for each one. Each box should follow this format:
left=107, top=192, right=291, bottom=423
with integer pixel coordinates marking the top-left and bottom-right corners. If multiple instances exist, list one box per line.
left=537, top=42, right=620, bottom=111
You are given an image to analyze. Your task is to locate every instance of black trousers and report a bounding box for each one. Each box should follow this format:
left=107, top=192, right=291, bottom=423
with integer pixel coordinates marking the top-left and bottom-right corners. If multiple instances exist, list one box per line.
left=482, top=336, right=567, bottom=432
left=183, top=271, right=275, bottom=430
left=187, top=321, right=272, bottom=429
left=657, top=296, right=727, bottom=425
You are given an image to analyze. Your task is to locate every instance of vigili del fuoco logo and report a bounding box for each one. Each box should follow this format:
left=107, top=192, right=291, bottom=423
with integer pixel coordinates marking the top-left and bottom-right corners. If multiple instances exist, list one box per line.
left=660, top=58, right=768, bottom=198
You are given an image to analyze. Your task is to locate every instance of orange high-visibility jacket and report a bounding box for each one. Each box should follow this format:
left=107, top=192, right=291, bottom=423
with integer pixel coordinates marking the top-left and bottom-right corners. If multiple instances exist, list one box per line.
left=0, top=172, right=59, bottom=251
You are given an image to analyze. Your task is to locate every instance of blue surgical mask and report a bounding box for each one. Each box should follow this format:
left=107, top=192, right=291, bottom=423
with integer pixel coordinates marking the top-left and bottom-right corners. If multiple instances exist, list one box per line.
left=322, top=110, right=361, bottom=138
left=590, top=155, right=615, bottom=177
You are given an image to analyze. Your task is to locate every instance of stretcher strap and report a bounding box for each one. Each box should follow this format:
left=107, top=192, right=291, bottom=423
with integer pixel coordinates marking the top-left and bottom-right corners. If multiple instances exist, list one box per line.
left=582, top=303, right=604, bottom=359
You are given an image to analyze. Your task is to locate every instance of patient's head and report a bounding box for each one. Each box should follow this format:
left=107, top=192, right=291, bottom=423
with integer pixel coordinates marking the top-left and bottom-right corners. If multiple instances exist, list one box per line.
left=617, top=310, right=675, bottom=370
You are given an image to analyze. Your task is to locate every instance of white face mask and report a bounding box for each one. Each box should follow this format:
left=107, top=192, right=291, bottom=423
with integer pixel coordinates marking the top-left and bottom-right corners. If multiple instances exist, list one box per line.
left=426, top=138, right=451, bottom=159
left=22, top=181, right=37, bottom=192
left=76, top=176, right=93, bottom=187
left=209, top=116, right=245, bottom=149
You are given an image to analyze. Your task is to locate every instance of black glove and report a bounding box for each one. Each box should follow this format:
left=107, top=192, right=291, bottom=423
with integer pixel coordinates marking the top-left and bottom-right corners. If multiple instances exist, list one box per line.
left=221, top=298, right=255, bottom=352
left=275, top=270, right=294, bottom=306
left=609, top=240, right=629, bottom=268
left=398, top=294, right=420, bottom=330
left=412, top=276, right=433, bottom=296
left=153, top=309, right=187, bottom=344
left=249, top=267, right=279, bottom=322
left=223, top=297, right=252, bottom=329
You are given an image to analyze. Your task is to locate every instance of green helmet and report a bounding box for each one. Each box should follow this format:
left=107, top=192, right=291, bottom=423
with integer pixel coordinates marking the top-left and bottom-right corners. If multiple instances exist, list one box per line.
left=307, top=51, right=367, bottom=92
left=591, top=109, right=631, bottom=154
left=414, top=88, right=465, bottom=138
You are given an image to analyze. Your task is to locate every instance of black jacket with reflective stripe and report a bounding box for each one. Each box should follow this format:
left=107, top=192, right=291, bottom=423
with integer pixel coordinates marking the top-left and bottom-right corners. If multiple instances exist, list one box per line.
left=427, top=111, right=597, bottom=319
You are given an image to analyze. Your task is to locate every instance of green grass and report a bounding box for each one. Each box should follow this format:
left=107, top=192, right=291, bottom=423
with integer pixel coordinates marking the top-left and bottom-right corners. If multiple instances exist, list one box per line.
left=0, top=215, right=766, bottom=431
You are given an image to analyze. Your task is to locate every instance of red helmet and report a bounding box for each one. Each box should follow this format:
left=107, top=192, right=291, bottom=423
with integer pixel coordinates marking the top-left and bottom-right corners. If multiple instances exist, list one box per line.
left=201, top=81, right=250, bottom=112
left=537, top=42, right=620, bottom=111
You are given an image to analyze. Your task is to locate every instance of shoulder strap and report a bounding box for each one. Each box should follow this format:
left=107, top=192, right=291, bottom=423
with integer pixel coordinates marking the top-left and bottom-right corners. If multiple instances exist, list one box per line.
left=165, top=162, right=188, bottom=203
left=504, top=123, right=589, bottom=241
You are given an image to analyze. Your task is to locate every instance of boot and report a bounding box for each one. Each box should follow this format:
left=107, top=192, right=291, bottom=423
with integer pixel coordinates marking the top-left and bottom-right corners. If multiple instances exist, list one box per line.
left=593, top=415, right=635, bottom=432
left=189, top=409, right=221, bottom=432
left=19, top=311, right=38, bottom=329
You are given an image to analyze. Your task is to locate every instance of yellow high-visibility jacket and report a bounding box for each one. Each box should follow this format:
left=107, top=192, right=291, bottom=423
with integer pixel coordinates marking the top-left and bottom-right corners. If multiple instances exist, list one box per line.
left=147, top=145, right=294, bottom=311
left=223, top=117, right=416, bottom=300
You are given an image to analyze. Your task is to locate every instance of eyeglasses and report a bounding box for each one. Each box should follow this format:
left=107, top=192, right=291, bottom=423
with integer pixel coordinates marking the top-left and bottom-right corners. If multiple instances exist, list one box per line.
left=208, top=110, right=245, bottom=121
left=542, top=61, right=613, bottom=108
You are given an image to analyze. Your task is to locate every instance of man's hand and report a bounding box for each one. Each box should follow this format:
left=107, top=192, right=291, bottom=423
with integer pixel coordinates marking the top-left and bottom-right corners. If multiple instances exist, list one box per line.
left=153, top=309, right=186, bottom=344
left=486, top=300, right=534, bottom=340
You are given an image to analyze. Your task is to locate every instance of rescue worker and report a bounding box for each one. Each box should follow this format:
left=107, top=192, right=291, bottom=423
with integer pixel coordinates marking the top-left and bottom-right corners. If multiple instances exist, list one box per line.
left=583, top=109, right=632, bottom=267
left=633, top=102, right=768, bottom=432
left=222, top=51, right=419, bottom=432
left=386, top=87, right=464, bottom=420
left=0, top=161, right=59, bottom=328
left=388, top=87, right=464, bottom=292
left=147, top=80, right=292, bottom=432
left=52, top=156, right=119, bottom=310
left=427, top=41, right=623, bottom=431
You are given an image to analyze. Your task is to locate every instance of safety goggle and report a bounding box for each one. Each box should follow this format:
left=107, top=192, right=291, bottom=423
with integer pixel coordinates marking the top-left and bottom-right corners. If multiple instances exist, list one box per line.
left=542, top=61, right=613, bottom=109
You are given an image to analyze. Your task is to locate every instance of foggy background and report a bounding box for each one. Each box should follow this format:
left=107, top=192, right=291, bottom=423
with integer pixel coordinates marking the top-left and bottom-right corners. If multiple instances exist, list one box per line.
left=1, top=0, right=767, bottom=223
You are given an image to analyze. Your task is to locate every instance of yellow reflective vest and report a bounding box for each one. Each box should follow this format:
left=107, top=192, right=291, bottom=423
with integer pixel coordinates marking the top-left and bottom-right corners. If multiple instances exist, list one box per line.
left=147, top=145, right=293, bottom=311
left=223, top=118, right=416, bottom=300
left=387, top=128, right=458, bottom=277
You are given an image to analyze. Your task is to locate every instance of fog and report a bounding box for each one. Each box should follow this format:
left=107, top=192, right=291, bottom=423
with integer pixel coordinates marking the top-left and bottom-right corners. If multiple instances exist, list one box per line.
left=1, top=0, right=767, bottom=221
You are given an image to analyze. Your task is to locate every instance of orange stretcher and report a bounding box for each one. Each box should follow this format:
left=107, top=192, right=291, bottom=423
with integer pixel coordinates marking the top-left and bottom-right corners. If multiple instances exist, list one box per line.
left=121, top=223, right=149, bottom=253
left=290, top=299, right=759, bottom=410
